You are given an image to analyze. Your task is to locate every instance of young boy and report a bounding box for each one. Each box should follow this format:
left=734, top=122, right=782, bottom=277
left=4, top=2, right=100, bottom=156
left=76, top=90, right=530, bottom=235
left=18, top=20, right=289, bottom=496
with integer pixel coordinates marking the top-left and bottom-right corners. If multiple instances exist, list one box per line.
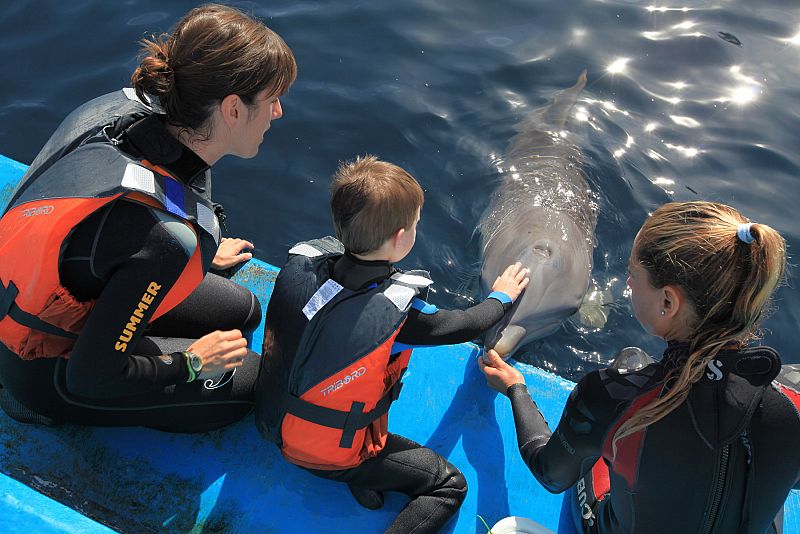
left=255, top=155, right=529, bottom=533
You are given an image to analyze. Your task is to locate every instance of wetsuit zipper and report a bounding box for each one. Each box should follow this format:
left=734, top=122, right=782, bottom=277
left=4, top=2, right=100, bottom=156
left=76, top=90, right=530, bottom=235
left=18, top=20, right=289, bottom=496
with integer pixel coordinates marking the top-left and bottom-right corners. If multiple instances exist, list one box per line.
left=702, top=444, right=730, bottom=534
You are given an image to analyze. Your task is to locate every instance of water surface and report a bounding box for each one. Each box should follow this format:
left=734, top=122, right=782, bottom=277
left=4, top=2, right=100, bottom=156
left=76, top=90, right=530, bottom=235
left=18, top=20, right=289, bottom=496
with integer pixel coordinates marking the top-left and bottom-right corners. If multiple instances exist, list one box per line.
left=1, top=0, right=798, bottom=377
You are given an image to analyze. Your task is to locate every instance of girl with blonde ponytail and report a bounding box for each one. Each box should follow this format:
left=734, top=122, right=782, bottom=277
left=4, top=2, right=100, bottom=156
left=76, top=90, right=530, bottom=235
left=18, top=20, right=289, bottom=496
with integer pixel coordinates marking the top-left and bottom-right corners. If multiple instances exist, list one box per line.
left=480, top=201, right=800, bottom=533
left=611, top=202, right=786, bottom=457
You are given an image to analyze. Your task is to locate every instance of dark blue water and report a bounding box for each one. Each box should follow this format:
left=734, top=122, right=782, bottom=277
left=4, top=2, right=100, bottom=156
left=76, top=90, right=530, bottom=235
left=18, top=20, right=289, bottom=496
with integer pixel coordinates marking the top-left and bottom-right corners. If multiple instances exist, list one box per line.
left=1, top=0, right=798, bottom=379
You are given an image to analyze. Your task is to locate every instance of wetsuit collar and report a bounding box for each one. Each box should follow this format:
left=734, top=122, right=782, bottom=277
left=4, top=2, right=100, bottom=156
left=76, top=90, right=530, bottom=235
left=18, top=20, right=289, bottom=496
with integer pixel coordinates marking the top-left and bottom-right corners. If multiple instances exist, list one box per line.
left=662, top=340, right=780, bottom=384
left=332, top=251, right=395, bottom=291
left=122, top=115, right=210, bottom=188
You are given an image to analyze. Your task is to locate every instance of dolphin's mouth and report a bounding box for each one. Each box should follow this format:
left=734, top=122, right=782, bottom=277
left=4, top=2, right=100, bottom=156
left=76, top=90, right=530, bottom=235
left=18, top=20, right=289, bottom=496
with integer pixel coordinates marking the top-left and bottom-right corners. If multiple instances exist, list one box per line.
left=485, top=318, right=567, bottom=359
left=485, top=325, right=527, bottom=360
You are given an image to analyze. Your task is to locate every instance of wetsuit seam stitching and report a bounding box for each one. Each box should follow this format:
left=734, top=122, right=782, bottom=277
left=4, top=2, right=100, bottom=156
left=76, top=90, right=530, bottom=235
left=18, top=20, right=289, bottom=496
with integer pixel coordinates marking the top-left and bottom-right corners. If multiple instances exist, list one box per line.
left=407, top=499, right=446, bottom=534
left=381, top=456, right=440, bottom=479
left=247, top=291, right=257, bottom=325
left=88, top=201, right=116, bottom=282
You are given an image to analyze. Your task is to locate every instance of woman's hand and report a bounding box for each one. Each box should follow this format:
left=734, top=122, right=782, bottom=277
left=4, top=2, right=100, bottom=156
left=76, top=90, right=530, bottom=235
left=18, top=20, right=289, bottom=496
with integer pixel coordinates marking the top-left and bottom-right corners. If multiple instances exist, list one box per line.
left=479, top=349, right=525, bottom=394
left=212, top=237, right=254, bottom=270
left=492, top=262, right=530, bottom=302
left=187, top=329, right=248, bottom=379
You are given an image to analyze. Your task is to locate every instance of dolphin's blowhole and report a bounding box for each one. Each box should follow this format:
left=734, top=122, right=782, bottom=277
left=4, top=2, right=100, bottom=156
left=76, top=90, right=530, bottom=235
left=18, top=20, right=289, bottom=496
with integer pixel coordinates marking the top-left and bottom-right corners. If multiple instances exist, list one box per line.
left=532, top=240, right=553, bottom=259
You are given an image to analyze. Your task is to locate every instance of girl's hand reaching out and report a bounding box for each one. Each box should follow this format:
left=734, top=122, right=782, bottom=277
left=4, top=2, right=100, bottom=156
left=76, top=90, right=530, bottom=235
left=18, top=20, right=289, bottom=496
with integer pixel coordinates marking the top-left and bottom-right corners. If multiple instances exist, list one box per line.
left=479, top=349, right=525, bottom=395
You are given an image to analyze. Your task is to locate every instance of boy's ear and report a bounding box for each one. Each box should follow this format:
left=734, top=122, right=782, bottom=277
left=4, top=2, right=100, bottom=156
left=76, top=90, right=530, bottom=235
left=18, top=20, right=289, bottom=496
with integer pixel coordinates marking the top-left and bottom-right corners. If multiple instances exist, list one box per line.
left=391, top=227, right=406, bottom=249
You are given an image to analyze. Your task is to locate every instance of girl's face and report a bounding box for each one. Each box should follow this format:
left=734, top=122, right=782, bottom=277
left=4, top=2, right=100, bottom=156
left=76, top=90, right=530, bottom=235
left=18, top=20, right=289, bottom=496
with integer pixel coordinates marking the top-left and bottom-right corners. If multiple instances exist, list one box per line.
left=627, top=237, right=666, bottom=337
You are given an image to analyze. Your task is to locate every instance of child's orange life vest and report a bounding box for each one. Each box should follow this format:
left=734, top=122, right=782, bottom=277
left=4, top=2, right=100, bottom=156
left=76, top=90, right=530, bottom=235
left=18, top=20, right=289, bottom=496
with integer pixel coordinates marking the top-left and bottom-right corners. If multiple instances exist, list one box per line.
left=255, top=237, right=432, bottom=470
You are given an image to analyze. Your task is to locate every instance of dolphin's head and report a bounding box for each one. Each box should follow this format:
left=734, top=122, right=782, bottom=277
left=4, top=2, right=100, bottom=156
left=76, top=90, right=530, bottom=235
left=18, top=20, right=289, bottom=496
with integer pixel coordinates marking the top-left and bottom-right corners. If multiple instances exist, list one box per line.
left=481, top=211, right=592, bottom=358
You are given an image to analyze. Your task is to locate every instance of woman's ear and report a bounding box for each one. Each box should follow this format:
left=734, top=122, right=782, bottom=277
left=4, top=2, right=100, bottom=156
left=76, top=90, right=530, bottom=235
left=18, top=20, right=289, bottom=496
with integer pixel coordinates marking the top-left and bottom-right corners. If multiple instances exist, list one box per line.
left=219, top=94, right=242, bottom=129
left=661, top=285, right=683, bottom=318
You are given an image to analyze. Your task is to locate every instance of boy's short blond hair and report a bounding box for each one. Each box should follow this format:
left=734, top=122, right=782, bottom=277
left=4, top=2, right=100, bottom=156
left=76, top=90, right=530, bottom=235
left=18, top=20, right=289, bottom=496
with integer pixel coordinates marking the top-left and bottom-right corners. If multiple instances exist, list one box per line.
left=330, top=155, right=424, bottom=254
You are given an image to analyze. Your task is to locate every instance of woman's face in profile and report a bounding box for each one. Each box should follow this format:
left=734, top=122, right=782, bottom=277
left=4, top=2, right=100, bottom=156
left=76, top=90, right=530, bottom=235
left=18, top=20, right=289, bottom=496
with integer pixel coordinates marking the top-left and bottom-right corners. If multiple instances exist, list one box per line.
left=235, top=89, right=285, bottom=158
left=627, top=239, right=662, bottom=336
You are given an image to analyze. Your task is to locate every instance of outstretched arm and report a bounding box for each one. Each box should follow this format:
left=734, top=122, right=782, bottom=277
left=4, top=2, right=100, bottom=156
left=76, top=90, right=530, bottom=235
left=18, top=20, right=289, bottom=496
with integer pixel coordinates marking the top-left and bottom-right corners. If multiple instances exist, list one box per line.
left=212, top=237, right=254, bottom=270
left=395, top=263, right=529, bottom=346
left=480, top=349, right=607, bottom=493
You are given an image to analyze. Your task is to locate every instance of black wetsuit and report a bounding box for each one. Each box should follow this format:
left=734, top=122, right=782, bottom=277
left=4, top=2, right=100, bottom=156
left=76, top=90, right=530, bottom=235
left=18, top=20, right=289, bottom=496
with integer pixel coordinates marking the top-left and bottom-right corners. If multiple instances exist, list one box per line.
left=505, top=342, right=800, bottom=533
left=0, top=115, right=261, bottom=432
left=303, top=252, right=511, bottom=534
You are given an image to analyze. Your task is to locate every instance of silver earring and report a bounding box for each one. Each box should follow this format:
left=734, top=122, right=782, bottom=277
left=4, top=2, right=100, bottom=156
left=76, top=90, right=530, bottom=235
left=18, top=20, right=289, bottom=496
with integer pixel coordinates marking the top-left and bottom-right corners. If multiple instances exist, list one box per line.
left=660, top=310, right=666, bottom=316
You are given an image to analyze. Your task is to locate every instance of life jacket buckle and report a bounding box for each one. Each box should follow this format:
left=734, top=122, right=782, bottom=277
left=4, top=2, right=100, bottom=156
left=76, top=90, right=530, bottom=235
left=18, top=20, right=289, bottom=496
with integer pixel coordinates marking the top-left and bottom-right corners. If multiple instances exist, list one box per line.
left=102, top=124, right=122, bottom=146
left=339, top=401, right=366, bottom=449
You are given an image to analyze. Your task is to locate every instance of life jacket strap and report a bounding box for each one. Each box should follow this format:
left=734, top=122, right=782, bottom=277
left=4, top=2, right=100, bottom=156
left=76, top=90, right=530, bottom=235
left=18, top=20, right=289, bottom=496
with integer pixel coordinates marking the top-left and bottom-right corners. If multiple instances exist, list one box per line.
left=282, top=380, right=404, bottom=449
left=0, top=279, right=78, bottom=340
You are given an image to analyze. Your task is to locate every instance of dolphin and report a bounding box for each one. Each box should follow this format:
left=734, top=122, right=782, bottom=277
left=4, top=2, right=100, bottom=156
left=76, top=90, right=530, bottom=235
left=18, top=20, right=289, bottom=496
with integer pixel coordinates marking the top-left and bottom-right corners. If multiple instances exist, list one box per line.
left=479, top=71, right=600, bottom=357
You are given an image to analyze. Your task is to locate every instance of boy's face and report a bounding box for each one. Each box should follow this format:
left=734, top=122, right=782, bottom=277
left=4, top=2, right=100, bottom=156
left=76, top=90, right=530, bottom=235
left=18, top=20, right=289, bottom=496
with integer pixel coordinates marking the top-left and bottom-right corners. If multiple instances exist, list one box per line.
left=390, top=206, right=421, bottom=263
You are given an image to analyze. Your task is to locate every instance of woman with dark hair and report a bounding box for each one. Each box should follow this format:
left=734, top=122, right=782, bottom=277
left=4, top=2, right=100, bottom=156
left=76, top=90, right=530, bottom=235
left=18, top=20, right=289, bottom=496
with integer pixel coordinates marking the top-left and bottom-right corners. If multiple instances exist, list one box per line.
left=480, top=201, right=800, bottom=533
left=0, top=4, right=297, bottom=432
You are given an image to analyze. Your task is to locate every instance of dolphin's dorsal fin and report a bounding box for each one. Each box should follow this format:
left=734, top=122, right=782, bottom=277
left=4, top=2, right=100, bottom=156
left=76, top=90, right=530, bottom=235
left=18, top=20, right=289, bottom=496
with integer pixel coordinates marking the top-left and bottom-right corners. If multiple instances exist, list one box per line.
left=517, top=70, right=588, bottom=132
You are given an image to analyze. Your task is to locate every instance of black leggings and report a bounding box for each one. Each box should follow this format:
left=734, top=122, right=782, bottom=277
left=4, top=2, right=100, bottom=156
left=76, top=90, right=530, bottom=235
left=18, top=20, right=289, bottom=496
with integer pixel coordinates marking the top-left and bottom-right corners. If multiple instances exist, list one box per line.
left=0, top=273, right=261, bottom=433
left=306, top=433, right=467, bottom=534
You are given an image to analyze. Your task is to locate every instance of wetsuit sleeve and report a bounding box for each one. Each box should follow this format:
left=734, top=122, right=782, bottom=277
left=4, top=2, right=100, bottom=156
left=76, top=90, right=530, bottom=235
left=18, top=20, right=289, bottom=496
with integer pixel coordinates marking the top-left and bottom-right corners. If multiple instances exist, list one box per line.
left=61, top=200, right=192, bottom=397
left=508, top=371, right=617, bottom=493
left=394, top=296, right=509, bottom=346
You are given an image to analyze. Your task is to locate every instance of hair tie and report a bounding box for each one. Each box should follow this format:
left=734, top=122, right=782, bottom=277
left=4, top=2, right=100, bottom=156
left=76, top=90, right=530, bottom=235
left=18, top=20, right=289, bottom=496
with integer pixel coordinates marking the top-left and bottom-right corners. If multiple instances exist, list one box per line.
left=737, top=223, right=754, bottom=244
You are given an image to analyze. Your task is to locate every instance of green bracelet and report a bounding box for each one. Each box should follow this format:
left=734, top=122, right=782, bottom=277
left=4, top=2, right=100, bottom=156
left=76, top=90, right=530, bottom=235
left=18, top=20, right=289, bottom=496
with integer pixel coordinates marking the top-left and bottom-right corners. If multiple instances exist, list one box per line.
left=182, top=351, right=197, bottom=383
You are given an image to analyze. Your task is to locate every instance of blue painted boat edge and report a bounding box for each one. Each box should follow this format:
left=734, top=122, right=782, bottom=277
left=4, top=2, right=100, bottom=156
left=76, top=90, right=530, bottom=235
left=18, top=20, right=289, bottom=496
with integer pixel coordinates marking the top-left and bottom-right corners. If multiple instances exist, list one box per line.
left=0, top=153, right=25, bottom=208
left=0, top=152, right=26, bottom=172
left=0, top=472, right=115, bottom=533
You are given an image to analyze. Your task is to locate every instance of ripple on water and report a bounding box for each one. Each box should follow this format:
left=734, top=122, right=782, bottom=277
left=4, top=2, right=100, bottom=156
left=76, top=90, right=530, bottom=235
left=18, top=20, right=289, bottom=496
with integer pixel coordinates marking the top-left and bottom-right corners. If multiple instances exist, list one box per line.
left=126, top=12, right=170, bottom=27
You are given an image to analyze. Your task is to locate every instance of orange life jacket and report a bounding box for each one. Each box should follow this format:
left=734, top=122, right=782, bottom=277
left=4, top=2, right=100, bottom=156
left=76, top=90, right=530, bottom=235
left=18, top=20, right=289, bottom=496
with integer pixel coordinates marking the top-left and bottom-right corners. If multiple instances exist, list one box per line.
left=0, top=90, right=220, bottom=360
left=255, top=237, right=432, bottom=470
